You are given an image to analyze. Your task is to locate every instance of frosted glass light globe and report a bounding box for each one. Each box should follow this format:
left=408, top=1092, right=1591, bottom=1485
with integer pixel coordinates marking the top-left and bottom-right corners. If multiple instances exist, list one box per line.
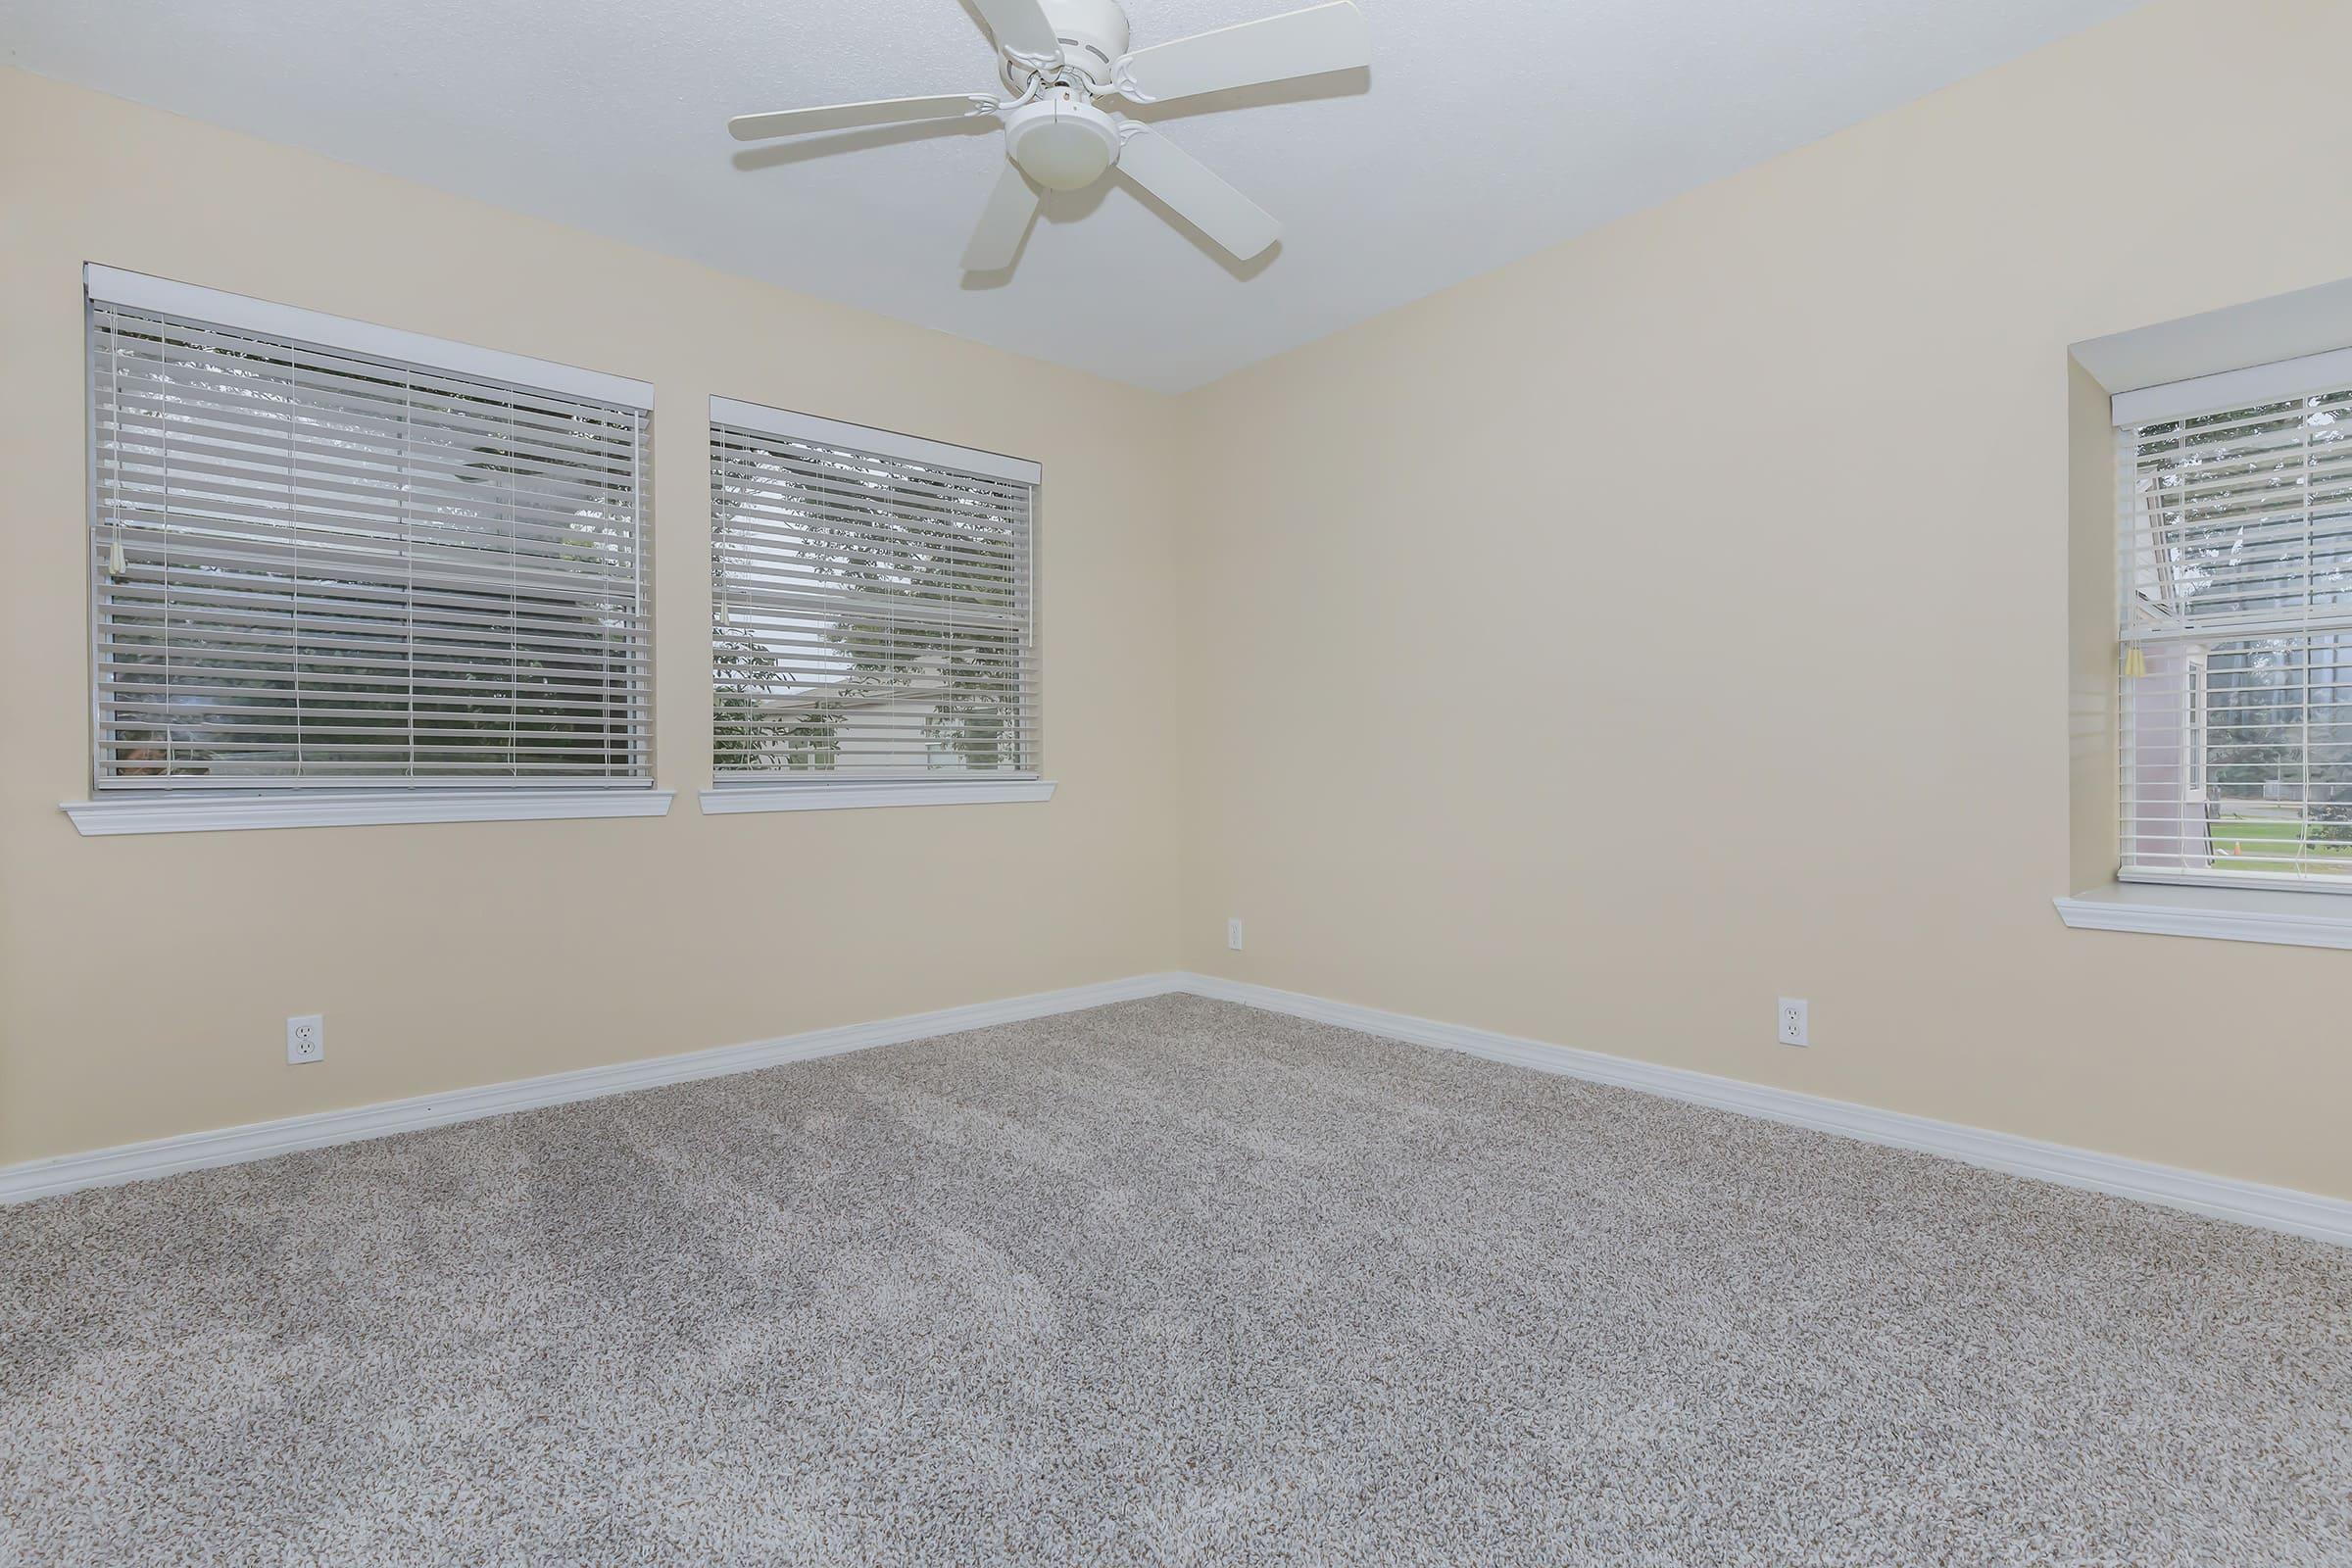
left=1003, top=92, right=1121, bottom=194
left=1017, top=117, right=1115, bottom=190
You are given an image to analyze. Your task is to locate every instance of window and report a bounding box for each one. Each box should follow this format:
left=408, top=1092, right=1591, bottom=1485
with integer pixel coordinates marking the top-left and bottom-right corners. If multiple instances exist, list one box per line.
left=83, top=269, right=654, bottom=808
left=708, top=399, right=1043, bottom=803
left=2118, top=350, right=2352, bottom=889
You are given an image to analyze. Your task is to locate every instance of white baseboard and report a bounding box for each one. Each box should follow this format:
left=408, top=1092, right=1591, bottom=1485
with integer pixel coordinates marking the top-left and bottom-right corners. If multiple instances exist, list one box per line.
left=9, top=968, right=2346, bottom=1249
left=0, top=973, right=1187, bottom=1205
left=1177, top=974, right=2352, bottom=1249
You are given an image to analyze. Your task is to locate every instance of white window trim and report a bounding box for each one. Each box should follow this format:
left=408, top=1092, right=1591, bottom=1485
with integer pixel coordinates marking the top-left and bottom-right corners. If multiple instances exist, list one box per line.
left=2075, top=305, right=2352, bottom=941
left=709, top=395, right=1042, bottom=794
left=83, top=266, right=654, bottom=407
left=84, top=272, right=657, bottom=815
left=2111, top=342, right=2352, bottom=428
left=2054, top=883, right=2352, bottom=951
left=2110, top=347, right=2352, bottom=900
left=698, top=779, right=1055, bottom=814
left=63, top=789, right=675, bottom=837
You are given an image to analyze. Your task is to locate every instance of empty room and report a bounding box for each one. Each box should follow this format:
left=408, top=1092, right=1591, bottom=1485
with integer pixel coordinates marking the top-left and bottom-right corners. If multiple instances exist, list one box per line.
left=2, top=0, right=2348, bottom=1561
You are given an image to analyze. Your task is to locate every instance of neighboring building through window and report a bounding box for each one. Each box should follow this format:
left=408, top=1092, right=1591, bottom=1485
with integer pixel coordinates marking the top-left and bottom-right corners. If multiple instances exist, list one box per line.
left=2118, top=350, right=2352, bottom=887
left=85, top=268, right=654, bottom=793
left=708, top=399, right=1040, bottom=785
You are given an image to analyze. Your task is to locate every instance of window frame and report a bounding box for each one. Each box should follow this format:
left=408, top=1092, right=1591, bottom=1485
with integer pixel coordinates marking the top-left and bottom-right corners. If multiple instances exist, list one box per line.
left=2114, top=349, right=2352, bottom=894
left=64, top=266, right=671, bottom=835
left=699, top=396, right=1053, bottom=815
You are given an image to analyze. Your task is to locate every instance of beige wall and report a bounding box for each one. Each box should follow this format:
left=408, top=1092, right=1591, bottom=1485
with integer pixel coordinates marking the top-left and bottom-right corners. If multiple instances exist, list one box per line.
left=0, top=69, right=1185, bottom=1164
left=10, top=0, right=2352, bottom=1202
left=1173, top=0, right=2352, bottom=1200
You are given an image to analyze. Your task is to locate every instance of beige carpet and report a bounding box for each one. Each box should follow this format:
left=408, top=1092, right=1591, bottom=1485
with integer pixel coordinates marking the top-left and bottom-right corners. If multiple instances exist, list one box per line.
left=2, top=994, right=2346, bottom=1565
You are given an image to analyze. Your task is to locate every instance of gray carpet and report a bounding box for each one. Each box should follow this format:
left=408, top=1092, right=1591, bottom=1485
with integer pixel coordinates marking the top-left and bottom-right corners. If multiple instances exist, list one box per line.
left=2, top=995, right=2347, bottom=1565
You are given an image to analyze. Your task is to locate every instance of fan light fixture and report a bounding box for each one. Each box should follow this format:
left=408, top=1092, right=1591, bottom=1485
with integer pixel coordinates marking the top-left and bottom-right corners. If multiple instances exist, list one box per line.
left=1004, top=91, right=1120, bottom=192
left=726, top=0, right=1370, bottom=272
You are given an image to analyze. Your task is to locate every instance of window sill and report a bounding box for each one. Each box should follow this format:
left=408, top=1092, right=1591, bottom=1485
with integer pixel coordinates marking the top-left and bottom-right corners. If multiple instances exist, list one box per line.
left=2054, top=883, right=2352, bottom=950
left=63, top=788, right=675, bottom=837
left=699, top=779, right=1057, bottom=814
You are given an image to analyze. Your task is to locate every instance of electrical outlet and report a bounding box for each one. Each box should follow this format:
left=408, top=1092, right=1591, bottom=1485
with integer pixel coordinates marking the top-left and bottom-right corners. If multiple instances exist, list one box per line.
left=1777, top=998, right=1809, bottom=1048
left=1226, top=917, right=1244, bottom=952
left=286, top=1013, right=324, bottom=1065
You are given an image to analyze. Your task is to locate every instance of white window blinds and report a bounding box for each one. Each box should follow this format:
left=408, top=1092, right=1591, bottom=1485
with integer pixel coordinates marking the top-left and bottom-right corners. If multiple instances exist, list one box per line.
left=710, top=400, right=1039, bottom=782
left=2118, top=357, right=2352, bottom=888
left=87, top=283, right=652, bottom=790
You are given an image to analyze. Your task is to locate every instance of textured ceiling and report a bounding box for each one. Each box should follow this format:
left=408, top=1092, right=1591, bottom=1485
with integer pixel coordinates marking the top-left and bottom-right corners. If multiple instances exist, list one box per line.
left=2, top=0, right=2148, bottom=392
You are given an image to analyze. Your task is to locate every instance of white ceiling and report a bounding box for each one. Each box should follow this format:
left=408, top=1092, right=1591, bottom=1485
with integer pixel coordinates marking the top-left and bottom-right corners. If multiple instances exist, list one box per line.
left=4, top=0, right=2148, bottom=392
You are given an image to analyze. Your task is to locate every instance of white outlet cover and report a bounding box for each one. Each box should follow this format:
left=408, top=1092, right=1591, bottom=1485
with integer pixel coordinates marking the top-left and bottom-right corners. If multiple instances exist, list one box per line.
left=286, top=1013, right=324, bottom=1064
left=1777, top=998, right=1809, bottom=1048
left=1226, top=918, right=1244, bottom=952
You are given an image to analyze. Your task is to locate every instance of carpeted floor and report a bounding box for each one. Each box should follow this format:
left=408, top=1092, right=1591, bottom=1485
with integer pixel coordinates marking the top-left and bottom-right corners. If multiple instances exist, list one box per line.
left=2, top=995, right=2347, bottom=1565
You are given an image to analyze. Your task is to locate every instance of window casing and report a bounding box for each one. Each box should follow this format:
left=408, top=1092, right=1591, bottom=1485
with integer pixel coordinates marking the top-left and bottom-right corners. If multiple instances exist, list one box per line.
left=2118, top=358, right=2352, bottom=890
left=85, top=273, right=653, bottom=793
left=709, top=400, right=1039, bottom=786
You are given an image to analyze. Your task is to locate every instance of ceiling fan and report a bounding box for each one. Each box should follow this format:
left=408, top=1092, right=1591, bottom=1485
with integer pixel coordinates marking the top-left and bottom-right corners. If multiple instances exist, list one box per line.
left=727, top=0, right=1368, bottom=271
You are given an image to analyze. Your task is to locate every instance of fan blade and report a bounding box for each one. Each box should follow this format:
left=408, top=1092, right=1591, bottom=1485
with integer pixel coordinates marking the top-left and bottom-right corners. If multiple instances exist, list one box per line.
left=962, top=162, right=1043, bottom=271
left=1116, top=130, right=1280, bottom=260
left=729, top=95, right=993, bottom=142
left=1111, top=1, right=1367, bottom=104
left=972, top=0, right=1063, bottom=65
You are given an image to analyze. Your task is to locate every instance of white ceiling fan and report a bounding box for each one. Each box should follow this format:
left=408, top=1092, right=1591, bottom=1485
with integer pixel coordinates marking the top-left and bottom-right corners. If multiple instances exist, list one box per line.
left=728, top=0, right=1368, bottom=271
